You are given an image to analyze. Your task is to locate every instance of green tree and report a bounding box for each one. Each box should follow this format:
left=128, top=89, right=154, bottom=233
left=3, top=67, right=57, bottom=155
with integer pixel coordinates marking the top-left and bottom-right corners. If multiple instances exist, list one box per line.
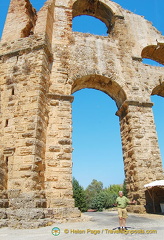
left=72, top=177, right=87, bottom=212
left=91, top=191, right=107, bottom=211
left=85, top=179, right=103, bottom=208
left=103, top=184, right=123, bottom=209
left=90, top=190, right=118, bottom=211
left=105, top=184, right=123, bottom=194
left=103, top=191, right=118, bottom=209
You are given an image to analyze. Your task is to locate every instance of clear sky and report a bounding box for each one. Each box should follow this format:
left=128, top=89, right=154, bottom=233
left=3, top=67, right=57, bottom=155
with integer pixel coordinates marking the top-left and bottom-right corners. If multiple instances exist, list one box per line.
left=0, top=0, right=163, bottom=189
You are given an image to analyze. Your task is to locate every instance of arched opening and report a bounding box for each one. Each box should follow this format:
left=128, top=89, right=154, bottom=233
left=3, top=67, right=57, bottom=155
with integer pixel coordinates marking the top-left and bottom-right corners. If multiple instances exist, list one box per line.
left=72, top=88, right=125, bottom=189
left=142, top=58, right=163, bottom=67
left=151, top=89, right=164, bottom=165
left=72, top=0, right=115, bottom=35
left=72, top=74, right=126, bottom=108
left=141, top=44, right=164, bottom=66
left=151, top=95, right=164, bottom=167
left=72, top=15, right=108, bottom=36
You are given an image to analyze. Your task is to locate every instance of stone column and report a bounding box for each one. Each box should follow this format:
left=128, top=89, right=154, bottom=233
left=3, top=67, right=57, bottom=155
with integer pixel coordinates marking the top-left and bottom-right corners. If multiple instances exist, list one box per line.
left=44, top=93, right=81, bottom=219
left=117, top=100, right=163, bottom=213
left=1, top=0, right=37, bottom=42
left=0, top=35, right=51, bottom=227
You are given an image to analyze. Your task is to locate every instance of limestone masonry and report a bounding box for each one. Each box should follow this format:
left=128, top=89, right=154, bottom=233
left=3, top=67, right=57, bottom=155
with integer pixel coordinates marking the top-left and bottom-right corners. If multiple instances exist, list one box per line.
left=0, top=0, right=164, bottom=228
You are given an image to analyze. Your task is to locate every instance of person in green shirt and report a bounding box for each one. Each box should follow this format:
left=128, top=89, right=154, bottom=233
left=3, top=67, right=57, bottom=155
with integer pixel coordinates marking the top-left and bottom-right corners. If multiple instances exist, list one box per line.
left=116, top=191, right=136, bottom=230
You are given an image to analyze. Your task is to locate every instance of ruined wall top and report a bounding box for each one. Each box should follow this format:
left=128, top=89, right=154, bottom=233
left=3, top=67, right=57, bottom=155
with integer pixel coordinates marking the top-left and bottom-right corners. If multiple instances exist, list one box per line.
left=1, top=0, right=164, bottom=64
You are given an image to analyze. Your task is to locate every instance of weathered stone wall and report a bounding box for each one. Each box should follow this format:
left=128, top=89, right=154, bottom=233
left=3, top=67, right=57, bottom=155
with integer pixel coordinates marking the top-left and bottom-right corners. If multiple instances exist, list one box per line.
left=0, top=0, right=164, bottom=228
left=2, top=0, right=37, bottom=42
left=0, top=35, right=49, bottom=227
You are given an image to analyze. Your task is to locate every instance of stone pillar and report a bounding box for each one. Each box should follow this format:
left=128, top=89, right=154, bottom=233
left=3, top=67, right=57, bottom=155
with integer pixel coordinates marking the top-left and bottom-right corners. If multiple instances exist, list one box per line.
left=34, top=0, right=55, bottom=43
left=1, top=0, right=37, bottom=42
left=117, top=101, right=163, bottom=213
left=44, top=93, right=81, bottom=219
left=0, top=35, right=51, bottom=228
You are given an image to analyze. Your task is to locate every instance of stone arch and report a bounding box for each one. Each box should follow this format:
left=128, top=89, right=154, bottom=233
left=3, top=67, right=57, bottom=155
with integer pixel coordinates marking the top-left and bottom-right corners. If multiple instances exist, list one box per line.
left=152, top=83, right=164, bottom=97
left=71, top=74, right=126, bottom=108
left=71, top=0, right=124, bottom=16
left=72, top=0, right=124, bottom=34
left=141, top=43, right=164, bottom=66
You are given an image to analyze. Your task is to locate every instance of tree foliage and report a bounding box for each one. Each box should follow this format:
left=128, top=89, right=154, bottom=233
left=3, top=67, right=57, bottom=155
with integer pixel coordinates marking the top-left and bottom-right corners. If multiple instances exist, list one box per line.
left=85, top=179, right=103, bottom=208
left=90, top=188, right=119, bottom=211
left=103, top=191, right=118, bottom=209
left=91, top=191, right=107, bottom=211
left=72, top=177, right=87, bottom=212
left=104, top=184, right=123, bottom=194
left=72, top=178, right=126, bottom=212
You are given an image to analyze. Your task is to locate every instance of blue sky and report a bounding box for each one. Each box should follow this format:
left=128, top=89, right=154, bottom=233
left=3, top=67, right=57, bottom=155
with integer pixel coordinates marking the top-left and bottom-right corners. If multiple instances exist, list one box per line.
left=0, top=0, right=164, bottom=189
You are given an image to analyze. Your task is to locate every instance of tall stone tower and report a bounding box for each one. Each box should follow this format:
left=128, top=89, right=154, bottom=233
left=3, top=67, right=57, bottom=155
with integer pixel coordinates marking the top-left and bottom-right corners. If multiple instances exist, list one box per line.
left=0, top=0, right=164, bottom=228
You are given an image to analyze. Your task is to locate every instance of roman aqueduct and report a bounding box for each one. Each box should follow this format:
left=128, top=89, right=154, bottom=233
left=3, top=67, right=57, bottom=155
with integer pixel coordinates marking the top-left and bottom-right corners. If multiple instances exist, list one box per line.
left=0, top=0, right=164, bottom=227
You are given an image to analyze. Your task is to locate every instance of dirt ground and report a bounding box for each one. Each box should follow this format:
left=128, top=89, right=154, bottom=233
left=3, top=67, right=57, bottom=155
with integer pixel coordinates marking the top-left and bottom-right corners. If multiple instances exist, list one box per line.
left=0, top=211, right=164, bottom=240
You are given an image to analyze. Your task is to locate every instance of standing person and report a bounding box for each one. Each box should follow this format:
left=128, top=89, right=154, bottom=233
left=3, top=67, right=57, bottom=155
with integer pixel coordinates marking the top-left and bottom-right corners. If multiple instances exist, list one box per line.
left=116, top=191, right=136, bottom=230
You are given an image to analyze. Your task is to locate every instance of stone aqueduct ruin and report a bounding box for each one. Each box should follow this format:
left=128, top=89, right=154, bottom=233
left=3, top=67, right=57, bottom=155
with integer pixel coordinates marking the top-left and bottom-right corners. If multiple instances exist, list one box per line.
left=0, top=0, right=164, bottom=227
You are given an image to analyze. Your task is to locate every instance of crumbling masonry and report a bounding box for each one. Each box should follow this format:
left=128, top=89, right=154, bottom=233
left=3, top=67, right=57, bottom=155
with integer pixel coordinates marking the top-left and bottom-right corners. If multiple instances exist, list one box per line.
left=0, top=0, right=164, bottom=228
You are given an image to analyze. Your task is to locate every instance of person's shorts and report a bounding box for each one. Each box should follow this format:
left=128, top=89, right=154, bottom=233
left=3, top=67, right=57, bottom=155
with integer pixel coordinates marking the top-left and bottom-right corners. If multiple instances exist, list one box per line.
left=118, top=208, right=128, bottom=218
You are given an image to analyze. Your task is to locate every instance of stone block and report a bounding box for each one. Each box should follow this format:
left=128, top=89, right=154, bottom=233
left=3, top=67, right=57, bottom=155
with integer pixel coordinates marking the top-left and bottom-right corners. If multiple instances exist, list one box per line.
left=61, top=161, right=72, bottom=168
left=46, top=176, right=58, bottom=182
left=49, top=146, right=61, bottom=152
